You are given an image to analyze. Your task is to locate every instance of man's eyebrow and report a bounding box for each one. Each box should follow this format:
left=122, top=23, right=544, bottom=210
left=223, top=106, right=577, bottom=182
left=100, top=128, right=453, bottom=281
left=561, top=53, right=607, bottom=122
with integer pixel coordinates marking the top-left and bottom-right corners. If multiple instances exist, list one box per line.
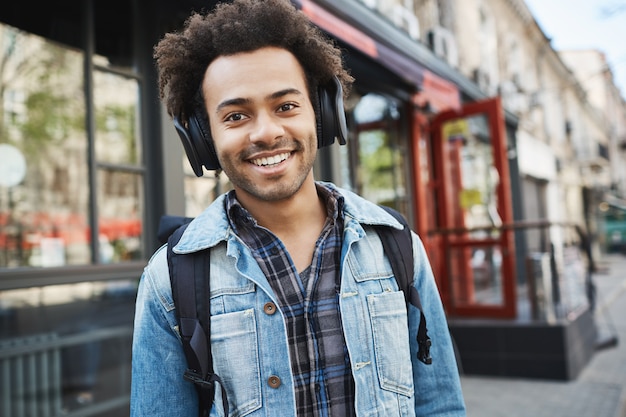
left=214, top=88, right=305, bottom=114
left=215, top=97, right=250, bottom=113
left=267, top=88, right=305, bottom=101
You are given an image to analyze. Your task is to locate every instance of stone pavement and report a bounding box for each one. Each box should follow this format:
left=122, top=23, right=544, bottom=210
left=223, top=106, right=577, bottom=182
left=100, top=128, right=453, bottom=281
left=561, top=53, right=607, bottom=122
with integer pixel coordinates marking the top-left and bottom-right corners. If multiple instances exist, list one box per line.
left=460, top=254, right=626, bottom=417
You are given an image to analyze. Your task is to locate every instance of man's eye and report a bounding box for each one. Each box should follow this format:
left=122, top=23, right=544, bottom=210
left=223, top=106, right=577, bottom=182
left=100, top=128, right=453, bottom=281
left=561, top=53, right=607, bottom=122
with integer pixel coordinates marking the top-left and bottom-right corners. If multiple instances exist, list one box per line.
left=226, top=113, right=245, bottom=122
left=278, top=103, right=296, bottom=112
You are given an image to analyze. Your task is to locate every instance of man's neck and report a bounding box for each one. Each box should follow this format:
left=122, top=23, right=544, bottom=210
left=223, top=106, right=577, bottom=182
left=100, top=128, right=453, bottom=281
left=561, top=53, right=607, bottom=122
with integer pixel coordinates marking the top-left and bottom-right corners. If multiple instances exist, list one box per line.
left=235, top=178, right=326, bottom=235
left=236, top=178, right=328, bottom=272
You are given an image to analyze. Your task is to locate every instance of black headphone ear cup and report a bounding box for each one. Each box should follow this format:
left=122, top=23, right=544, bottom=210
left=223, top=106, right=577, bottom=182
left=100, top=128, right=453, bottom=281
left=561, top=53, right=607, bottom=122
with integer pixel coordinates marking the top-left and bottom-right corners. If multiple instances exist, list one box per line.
left=173, top=115, right=203, bottom=177
left=173, top=109, right=220, bottom=177
left=188, top=110, right=220, bottom=171
left=317, top=75, right=348, bottom=148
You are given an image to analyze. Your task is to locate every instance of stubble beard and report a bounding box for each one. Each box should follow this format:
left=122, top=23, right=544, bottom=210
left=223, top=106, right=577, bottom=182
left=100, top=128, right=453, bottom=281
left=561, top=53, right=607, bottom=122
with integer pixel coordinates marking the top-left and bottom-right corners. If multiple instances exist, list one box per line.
left=220, top=135, right=317, bottom=203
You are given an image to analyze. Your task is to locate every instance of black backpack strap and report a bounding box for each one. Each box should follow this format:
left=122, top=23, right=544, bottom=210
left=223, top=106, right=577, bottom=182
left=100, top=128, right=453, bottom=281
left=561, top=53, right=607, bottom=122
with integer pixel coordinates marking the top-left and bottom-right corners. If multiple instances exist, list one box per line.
left=158, top=215, right=195, bottom=245
left=377, top=205, right=432, bottom=365
left=167, top=222, right=229, bottom=417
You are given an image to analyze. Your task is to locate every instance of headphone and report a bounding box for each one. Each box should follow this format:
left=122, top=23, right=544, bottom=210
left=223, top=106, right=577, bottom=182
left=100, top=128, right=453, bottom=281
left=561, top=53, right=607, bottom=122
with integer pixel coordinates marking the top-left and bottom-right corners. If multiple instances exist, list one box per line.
left=173, top=75, right=348, bottom=177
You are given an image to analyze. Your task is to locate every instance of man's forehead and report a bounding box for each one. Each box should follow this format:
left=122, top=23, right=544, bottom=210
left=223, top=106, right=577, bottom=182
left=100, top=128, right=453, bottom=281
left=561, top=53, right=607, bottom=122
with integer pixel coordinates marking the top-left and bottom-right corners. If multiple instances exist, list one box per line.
left=202, top=47, right=310, bottom=105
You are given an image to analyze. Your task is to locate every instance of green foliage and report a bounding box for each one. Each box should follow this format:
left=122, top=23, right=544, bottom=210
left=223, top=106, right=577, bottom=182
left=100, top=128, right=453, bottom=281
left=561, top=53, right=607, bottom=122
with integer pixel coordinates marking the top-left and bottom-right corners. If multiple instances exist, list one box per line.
left=359, top=130, right=398, bottom=190
left=95, top=103, right=138, bottom=163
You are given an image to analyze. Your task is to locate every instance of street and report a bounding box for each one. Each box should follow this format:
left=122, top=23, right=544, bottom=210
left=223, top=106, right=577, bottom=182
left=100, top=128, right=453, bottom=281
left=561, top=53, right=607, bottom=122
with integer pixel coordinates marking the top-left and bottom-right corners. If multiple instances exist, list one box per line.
left=461, top=254, right=626, bottom=417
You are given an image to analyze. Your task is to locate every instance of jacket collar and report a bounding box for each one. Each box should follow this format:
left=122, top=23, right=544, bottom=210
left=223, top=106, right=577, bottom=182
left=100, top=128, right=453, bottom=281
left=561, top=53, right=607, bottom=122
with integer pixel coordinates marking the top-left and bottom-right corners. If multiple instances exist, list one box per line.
left=173, top=181, right=403, bottom=254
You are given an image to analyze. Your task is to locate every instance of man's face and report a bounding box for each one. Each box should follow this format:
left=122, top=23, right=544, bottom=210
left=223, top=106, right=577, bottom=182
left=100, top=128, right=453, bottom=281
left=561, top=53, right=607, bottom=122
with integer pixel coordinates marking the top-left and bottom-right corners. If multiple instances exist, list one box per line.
left=202, top=47, right=318, bottom=204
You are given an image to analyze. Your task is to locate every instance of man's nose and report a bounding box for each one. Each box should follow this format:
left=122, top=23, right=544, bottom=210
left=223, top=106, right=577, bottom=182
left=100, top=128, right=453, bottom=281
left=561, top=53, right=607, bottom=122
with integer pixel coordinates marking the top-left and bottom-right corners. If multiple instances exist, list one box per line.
left=248, top=111, right=285, bottom=144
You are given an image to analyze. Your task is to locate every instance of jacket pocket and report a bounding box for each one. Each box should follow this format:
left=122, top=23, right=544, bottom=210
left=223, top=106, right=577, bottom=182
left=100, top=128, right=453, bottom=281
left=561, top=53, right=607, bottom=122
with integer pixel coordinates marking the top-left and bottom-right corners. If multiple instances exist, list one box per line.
left=211, top=309, right=262, bottom=416
left=367, top=291, right=414, bottom=397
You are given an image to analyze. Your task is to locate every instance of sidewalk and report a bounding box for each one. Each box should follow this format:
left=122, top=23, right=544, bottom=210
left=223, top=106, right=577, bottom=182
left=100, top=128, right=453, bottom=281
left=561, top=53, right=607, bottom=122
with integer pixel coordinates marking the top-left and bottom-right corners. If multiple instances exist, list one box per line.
left=460, top=254, right=626, bottom=417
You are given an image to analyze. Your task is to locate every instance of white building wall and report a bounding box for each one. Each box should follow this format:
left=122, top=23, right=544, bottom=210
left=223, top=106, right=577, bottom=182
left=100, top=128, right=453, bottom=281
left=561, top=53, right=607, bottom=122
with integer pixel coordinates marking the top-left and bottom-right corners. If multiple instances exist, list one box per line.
left=516, top=130, right=556, bottom=181
left=387, top=0, right=622, bottom=257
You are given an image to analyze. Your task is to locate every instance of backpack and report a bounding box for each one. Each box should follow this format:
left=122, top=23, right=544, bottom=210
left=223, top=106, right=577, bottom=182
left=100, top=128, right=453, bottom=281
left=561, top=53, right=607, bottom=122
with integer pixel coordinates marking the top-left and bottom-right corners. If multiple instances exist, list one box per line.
left=157, top=205, right=432, bottom=417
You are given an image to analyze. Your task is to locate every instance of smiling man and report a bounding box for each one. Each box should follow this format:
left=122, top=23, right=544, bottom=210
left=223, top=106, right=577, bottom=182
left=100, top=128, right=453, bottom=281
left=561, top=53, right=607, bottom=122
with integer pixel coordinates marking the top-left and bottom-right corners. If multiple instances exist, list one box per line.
left=203, top=47, right=327, bottom=272
left=130, top=0, right=466, bottom=416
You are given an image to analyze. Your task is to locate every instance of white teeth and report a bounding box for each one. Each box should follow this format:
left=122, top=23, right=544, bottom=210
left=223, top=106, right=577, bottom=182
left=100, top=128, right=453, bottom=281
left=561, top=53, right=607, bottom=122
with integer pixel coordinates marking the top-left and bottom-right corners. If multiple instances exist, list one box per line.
left=252, top=152, right=290, bottom=167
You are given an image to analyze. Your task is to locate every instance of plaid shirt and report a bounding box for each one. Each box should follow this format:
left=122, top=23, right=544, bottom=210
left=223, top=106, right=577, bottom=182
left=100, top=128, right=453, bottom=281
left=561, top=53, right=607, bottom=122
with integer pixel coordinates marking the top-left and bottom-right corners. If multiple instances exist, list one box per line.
left=226, top=184, right=356, bottom=417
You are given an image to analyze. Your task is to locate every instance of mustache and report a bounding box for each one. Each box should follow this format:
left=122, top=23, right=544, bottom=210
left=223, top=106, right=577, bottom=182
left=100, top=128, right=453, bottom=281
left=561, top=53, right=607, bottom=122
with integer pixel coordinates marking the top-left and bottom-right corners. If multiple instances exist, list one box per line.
left=240, top=137, right=306, bottom=159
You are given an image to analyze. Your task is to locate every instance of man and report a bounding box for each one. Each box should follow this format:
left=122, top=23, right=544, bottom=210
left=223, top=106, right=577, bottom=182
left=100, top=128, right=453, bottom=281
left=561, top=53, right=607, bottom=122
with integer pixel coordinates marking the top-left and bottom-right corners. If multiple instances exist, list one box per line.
left=131, top=0, right=466, bottom=415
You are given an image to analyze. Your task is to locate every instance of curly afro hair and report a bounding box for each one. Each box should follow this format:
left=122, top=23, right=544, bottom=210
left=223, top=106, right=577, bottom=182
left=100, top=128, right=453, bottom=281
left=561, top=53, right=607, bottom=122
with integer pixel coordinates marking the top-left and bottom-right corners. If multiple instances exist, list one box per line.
left=154, top=0, right=353, bottom=121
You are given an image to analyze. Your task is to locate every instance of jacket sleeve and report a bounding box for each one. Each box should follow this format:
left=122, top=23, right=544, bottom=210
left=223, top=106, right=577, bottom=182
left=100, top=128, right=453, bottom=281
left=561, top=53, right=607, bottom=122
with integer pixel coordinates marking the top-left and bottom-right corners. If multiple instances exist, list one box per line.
left=409, top=233, right=467, bottom=416
left=130, top=249, right=199, bottom=416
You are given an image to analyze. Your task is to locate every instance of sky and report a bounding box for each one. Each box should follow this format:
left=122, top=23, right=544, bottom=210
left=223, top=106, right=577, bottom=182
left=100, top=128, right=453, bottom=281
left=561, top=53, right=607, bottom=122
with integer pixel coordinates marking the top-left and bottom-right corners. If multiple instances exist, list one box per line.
left=524, top=0, right=626, bottom=99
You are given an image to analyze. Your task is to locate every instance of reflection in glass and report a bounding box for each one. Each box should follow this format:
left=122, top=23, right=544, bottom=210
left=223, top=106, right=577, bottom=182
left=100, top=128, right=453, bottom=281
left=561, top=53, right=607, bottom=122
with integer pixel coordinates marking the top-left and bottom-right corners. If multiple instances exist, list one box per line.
left=97, top=171, right=143, bottom=262
left=94, top=68, right=141, bottom=165
left=441, top=113, right=506, bottom=307
left=352, top=93, right=408, bottom=214
left=0, top=23, right=145, bottom=268
left=449, top=245, right=503, bottom=306
left=442, top=114, right=500, bottom=238
left=0, top=24, right=90, bottom=267
left=0, top=280, right=136, bottom=415
left=182, top=156, right=234, bottom=218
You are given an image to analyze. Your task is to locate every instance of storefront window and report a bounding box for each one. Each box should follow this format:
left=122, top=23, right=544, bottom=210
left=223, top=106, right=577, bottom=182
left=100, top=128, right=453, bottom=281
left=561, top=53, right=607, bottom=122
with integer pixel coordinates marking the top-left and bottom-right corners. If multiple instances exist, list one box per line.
left=350, top=93, right=410, bottom=215
left=94, top=67, right=141, bottom=166
left=452, top=114, right=500, bottom=233
left=0, top=25, right=89, bottom=268
left=0, top=279, right=135, bottom=415
left=97, top=171, right=143, bottom=263
left=1, top=4, right=141, bottom=415
left=0, top=24, right=145, bottom=268
left=183, top=162, right=233, bottom=218
left=94, top=68, right=144, bottom=263
left=442, top=113, right=505, bottom=306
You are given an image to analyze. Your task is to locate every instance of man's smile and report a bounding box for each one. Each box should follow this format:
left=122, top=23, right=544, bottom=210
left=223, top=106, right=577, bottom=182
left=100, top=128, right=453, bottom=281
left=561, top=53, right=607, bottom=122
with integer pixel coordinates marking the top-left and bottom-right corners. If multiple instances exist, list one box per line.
left=250, top=152, right=292, bottom=167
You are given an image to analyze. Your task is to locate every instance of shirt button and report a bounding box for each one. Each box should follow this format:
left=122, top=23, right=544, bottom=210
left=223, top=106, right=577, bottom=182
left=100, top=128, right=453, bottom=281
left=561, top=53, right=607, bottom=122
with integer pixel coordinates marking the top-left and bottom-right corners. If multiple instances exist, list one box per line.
left=263, top=302, right=277, bottom=315
left=268, top=375, right=281, bottom=389
left=270, top=247, right=279, bottom=255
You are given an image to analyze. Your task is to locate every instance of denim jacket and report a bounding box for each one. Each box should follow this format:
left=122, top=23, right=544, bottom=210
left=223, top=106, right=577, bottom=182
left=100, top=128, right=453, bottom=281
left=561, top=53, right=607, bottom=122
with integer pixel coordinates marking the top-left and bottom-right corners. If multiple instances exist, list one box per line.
left=131, top=183, right=466, bottom=416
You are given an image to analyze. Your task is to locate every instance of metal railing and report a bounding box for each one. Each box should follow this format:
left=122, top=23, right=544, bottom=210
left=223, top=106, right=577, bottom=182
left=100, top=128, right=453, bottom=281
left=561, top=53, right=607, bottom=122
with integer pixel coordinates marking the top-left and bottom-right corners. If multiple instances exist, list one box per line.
left=1, top=333, right=62, bottom=417
left=430, top=219, right=592, bottom=321
left=1, top=326, right=132, bottom=417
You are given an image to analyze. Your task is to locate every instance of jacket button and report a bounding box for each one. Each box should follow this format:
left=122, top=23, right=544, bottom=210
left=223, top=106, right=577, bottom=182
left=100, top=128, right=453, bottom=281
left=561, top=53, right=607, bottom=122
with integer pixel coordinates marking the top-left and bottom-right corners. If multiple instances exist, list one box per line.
left=268, top=375, right=281, bottom=388
left=263, top=302, right=277, bottom=315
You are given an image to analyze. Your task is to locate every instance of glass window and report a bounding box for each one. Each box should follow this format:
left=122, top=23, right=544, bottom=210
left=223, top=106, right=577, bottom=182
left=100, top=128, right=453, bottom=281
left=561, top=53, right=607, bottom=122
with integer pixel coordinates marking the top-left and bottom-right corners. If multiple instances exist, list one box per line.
left=182, top=158, right=233, bottom=218
left=94, top=68, right=144, bottom=263
left=97, top=170, right=143, bottom=262
left=0, top=23, right=145, bottom=268
left=0, top=280, right=135, bottom=415
left=94, top=67, right=141, bottom=166
left=0, top=24, right=90, bottom=268
left=441, top=114, right=501, bottom=235
left=1, top=5, right=141, bottom=416
left=349, top=92, right=411, bottom=216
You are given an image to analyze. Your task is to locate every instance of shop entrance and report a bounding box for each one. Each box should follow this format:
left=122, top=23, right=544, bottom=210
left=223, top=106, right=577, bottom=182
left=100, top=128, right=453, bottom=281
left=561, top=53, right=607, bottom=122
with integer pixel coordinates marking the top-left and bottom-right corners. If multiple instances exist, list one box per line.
left=418, top=97, right=517, bottom=319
